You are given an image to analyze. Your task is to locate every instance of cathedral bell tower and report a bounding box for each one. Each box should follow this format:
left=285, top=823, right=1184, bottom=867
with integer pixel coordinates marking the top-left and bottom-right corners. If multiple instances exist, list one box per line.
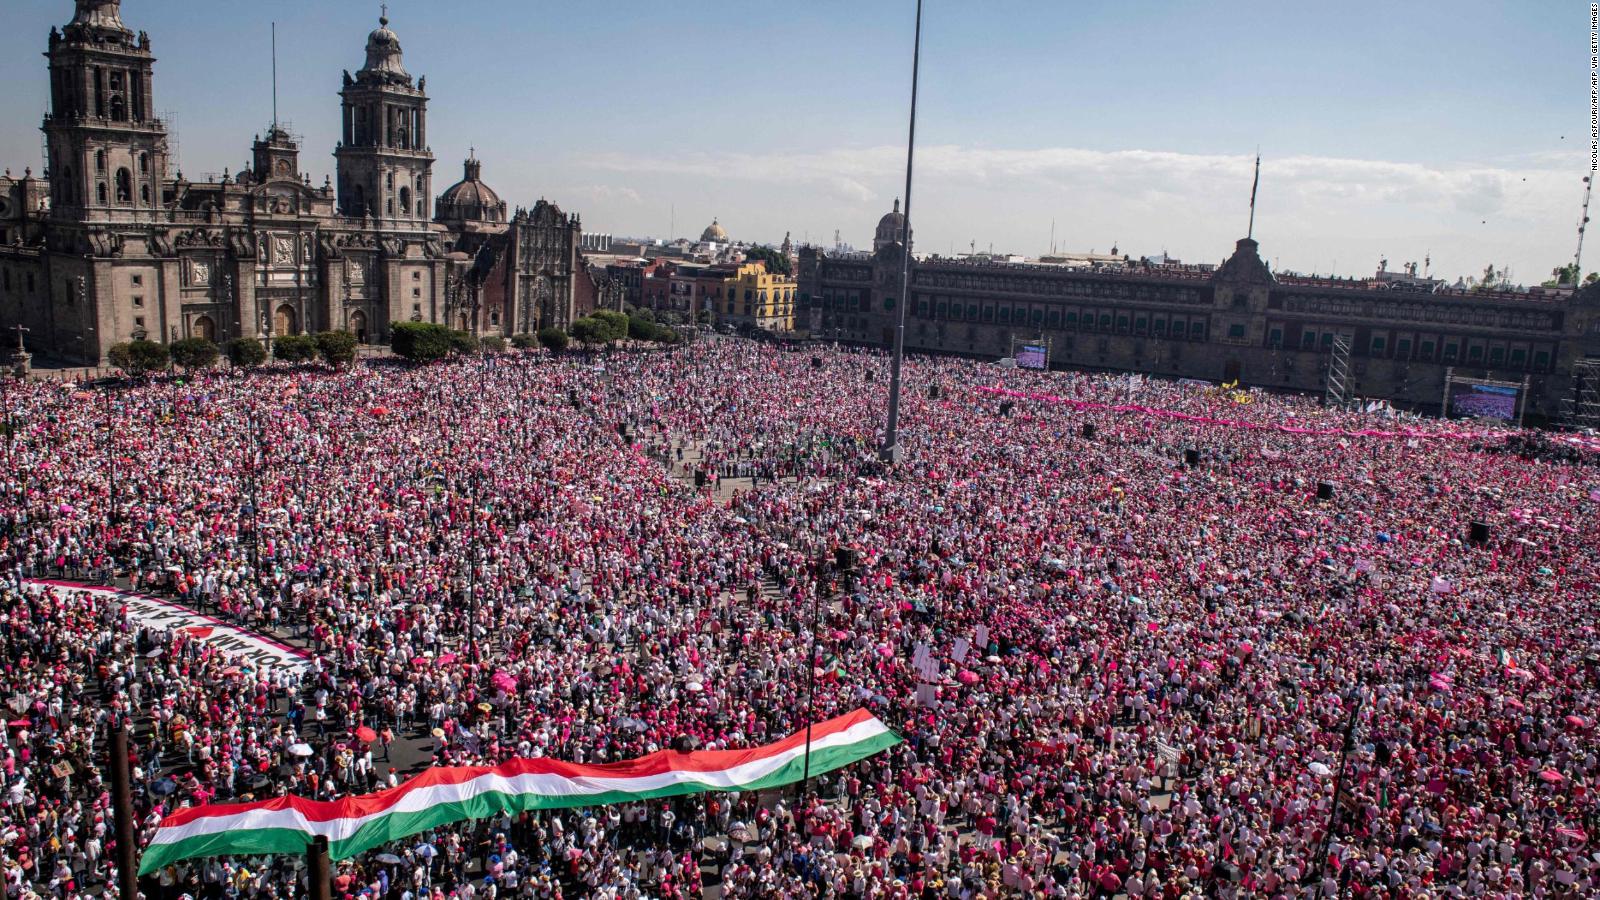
left=43, top=0, right=171, bottom=222
left=335, top=12, right=433, bottom=222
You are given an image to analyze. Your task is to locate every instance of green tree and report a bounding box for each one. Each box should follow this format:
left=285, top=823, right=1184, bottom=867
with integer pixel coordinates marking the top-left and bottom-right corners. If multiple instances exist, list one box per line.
left=226, top=337, right=268, bottom=368
left=447, top=330, right=477, bottom=355
left=390, top=321, right=459, bottom=362
left=743, top=246, right=791, bottom=276
left=591, top=309, right=630, bottom=343
left=107, top=340, right=169, bottom=376
left=169, top=337, right=219, bottom=371
left=569, top=317, right=606, bottom=347
left=272, top=334, right=318, bottom=363
left=479, top=335, right=507, bottom=354
left=511, top=333, right=540, bottom=350
left=314, top=330, right=359, bottom=368
left=1545, top=263, right=1581, bottom=287
left=537, top=327, right=569, bottom=353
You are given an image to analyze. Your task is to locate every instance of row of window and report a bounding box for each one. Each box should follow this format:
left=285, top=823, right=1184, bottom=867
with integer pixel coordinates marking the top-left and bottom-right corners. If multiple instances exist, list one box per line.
left=1280, top=327, right=1553, bottom=370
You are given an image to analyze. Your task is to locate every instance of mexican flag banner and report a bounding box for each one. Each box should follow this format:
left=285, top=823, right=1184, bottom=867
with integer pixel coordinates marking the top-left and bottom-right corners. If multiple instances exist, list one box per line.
left=139, top=709, right=898, bottom=874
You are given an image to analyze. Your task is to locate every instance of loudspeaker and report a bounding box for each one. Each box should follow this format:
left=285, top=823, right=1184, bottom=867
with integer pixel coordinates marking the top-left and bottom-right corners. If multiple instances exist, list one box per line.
left=1469, top=520, right=1490, bottom=545
left=617, top=422, right=630, bottom=440
left=811, top=356, right=823, bottom=369
left=1374, top=740, right=1391, bottom=765
left=1081, top=423, right=1096, bottom=440
left=694, top=470, right=707, bottom=488
left=928, top=385, right=941, bottom=400
left=568, top=389, right=580, bottom=408
left=865, top=370, right=875, bottom=382
left=999, top=401, right=1015, bottom=417
left=1184, top=448, right=1200, bottom=467
left=834, top=547, right=857, bottom=572
left=1317, top=481, right=1335, bottom=501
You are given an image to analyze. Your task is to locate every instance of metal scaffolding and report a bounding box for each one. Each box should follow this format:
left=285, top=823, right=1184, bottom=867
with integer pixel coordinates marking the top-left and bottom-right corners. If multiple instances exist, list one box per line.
left=1324, top=333, right=1352, bottom=407
left=1561, top=358, right=1600, bottom=430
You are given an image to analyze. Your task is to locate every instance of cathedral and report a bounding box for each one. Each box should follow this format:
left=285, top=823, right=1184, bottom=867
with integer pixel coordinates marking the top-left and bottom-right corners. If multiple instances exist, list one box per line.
left=0, top=1, right=622, bottom=364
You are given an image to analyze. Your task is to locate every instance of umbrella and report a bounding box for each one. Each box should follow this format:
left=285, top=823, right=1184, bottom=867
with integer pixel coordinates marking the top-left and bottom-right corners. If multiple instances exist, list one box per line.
left=6, top=720, right=29, bottom=729
left=1308, top=762, right=1333, bottom=777
left=355, top=726, right=378, bottom=743
left=287, top=743, right=314, bottom=757
left=685, top=681, right=704, bottom=693
left=436, top=653, right=458, bottom=665
left=1540, top=769, right=1565, bottom=784
left=851, top=834, right=874, bottom=850
left=491, top=671, right=516, bottom=692
left=375, top=853, right=404, bottom=865
left=956, top=670, right=980, bottom=685
left=1565, top=715, right=1588, bottom=729
left=150, top=778, right=179, bottom=797
left=145, top=648, right=164, bottom=658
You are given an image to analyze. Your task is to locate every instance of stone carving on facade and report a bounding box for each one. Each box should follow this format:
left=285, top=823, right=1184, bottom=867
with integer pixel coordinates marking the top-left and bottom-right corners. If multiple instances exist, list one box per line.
left=336, top=232, right=376, bottom=251
left=229, top=231, right=255, bottom=258
left=175, top=228, right=225, bottom=248
left=186, top=257, right=212, bottom=287
left=272, top=235, right=295, bottom=266
left=380, top=236, right=403, bottom=257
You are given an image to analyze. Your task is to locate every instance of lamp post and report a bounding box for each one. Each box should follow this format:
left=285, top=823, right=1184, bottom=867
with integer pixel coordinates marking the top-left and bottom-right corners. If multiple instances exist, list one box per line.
left=1312, top=688, right=1366, bottom=896
left=880, top=0, right=924, bottom=465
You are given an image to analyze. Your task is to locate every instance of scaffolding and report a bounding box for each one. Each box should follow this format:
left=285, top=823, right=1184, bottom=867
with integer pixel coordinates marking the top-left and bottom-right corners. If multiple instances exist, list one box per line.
left=1560, top=358, right=1600, bottom=430
left=1324, top=333, right=1352, bottom=407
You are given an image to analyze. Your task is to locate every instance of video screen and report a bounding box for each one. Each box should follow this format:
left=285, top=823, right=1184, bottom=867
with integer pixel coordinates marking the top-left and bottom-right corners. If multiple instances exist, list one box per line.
left=1016, top=344, right=1048, bottom=370
left=1449, top=383, right=1518, bottom=420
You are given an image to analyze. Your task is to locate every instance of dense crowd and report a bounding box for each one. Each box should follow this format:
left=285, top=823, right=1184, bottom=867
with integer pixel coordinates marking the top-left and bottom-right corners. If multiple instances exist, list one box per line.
left=0, top=337, right=1597, bottom=898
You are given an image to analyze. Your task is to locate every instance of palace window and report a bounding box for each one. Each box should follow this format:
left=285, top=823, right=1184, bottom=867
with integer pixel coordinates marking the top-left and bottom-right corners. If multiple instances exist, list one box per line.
left=97, top=183, right=108, bottom=204
left=1228, top=324, right=1246, bottom=339
left=115, top=169, right=132, bottom=203
left=95, top=151, right=105, bottom=172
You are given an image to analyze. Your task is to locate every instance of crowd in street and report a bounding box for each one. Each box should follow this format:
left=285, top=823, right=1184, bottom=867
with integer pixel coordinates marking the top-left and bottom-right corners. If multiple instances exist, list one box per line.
left=0, top=337, right=1597, bottom=898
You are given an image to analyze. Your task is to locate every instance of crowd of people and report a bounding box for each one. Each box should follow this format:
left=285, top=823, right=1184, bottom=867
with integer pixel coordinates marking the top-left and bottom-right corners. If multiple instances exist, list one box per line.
left=0, top=336, right=1596, bottom=898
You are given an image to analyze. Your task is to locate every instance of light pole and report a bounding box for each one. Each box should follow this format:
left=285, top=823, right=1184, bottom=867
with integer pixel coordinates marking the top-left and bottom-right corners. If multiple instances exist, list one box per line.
left=880, top=0, right=924, bottom=465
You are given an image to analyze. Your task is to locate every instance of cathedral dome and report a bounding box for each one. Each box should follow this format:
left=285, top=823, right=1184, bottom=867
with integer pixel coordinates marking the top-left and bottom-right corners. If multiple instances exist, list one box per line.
left=358, top=14, right=409, bottom=83
left=66, top=0, right=133, bottom=40
left=436, top=157, right=506, bottom=225
left=873, top=198, right=908, bottom=251
left=700, top=219, right=728, bottom=243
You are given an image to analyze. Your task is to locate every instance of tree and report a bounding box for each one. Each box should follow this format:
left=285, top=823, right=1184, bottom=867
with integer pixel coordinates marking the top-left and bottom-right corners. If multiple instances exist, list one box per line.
left=107, top=340, right=169, bottom=376
left=537, top=327, right=569, bottom=353
left=627, top=313, right=680, bottom=344
left=169, top=337, right=219, bottom=371
left=511, top=333, right=539, bottom=350
left=743, top=246, right=791, bottom=276
left=314, top=330, right=358, bottom=368
left=569, top=317, right=606, bottom=347
left=272, top=334, right=318, bottom=363
left=447, top=330, right=477, bottom=356
left=226, top=337, right=267, bottom=368
left=479, top=335, right=507, bottom=354
left=591, top=309, right=629, bottom=343
left=390, top=321, right=459, bottom=362
left=1545, top=263, right=1581, bottom=287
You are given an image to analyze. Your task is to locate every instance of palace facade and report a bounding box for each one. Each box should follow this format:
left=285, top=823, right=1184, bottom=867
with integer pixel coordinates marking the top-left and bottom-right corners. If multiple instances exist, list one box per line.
left=0, top=1, right=621, bottom=364
left=800, top=205, right=1600, bottom=420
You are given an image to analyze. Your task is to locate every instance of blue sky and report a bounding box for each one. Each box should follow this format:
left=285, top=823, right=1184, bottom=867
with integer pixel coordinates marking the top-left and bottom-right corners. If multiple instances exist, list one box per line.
left=0, top=0, right=1587, bottom=282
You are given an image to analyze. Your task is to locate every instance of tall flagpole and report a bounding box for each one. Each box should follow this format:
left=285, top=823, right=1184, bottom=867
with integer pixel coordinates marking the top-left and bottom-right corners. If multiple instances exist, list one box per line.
left=1247, top=149, right=1260, bottom=240
left=271, top=23, right=278, bottom=130
left=880, top=0, right=923, bottom=465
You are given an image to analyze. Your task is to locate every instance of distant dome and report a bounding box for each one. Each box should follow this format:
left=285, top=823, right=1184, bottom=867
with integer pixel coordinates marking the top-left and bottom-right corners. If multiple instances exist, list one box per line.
left=436, top=157, right=506, bottom=225
left=700, top=219, right=728, bottom=243
left=358, top=14, right=409, bottom=83
left=874, top=198, right=909, bottom=251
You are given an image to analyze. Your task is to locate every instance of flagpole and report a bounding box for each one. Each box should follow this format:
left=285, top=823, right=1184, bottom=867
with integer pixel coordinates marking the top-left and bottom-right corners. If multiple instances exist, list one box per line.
left=880, top=0, right=924, bottom=465
left=1247, top=150, right=1260, bottom=240
left=109, top=723, right=140, bottom=900
left=308, top=835, right=332, bottom=900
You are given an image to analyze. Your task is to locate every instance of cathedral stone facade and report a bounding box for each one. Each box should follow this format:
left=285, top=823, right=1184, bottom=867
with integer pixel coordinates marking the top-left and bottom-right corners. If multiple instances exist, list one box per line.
left=0, top=1, right=615, bottom=364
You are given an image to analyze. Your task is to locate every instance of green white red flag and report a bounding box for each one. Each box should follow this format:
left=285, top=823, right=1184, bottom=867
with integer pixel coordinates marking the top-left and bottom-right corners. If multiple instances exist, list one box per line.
left=139, top=709, right=898, bottom=873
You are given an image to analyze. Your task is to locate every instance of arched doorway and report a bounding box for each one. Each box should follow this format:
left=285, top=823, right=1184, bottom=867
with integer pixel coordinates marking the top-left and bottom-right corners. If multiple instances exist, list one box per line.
left=274, top=304, right=298, bottom=336
left=349, top=311, right=368, bottom=344
left=191, top=315, right=216, bottom=342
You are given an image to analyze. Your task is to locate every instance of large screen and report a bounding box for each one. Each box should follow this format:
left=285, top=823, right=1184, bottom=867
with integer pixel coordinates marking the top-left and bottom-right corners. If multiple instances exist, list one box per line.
left=1016, top=344, right=1048, bottom=370
left=1449, top=382, right=1519, bottom=420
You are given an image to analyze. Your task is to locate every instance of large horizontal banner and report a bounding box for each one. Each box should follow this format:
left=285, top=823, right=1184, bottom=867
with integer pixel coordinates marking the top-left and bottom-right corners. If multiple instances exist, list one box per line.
left=140, top=708, right=900, bottom=873
left=26, top=580, right=310, bottom=673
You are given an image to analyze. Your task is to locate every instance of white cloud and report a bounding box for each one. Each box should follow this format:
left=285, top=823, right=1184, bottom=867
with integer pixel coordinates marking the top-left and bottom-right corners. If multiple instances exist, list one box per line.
left=578, top=144, right=1589, bottom=281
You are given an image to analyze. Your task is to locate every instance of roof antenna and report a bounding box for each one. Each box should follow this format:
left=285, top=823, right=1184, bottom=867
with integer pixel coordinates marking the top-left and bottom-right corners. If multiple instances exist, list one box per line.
left=1247, top=147, right=1260, bottom=240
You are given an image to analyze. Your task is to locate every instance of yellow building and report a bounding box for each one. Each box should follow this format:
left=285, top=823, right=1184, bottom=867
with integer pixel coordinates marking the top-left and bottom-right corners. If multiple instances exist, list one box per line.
left=717, top=261, right=797, bottom=331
